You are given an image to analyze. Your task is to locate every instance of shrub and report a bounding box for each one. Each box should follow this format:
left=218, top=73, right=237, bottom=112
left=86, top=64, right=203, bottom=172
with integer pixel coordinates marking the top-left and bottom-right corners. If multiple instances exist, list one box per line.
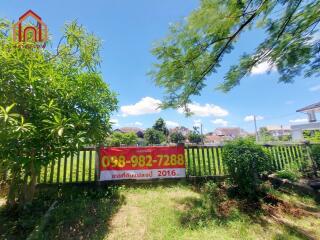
left=222, top=138, right=272, bottom=199
left=276, top=162, right=301, bottom=182
left=107, top=132, right=138, bottom=146
left=276, top=169, right=300, bottom=182
left=310, top=144, right=320, bottom=169
left=170, top=132, right=185, bottom=143
left=144, top=128, right=166, bottom=145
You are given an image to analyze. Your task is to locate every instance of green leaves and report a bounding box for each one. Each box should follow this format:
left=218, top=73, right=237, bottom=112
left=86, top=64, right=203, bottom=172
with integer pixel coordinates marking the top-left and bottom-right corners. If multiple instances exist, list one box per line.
left=151, top=0, right=320, bottom=109
left=0, top=19, right=118, bottom=203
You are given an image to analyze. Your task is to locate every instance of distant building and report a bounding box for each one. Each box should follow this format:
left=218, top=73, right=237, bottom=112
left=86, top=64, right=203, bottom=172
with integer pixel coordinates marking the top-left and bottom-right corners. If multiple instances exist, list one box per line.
left=214, top=127, right=248, bottom=138
left=291, top=102, right=320, bottom=141
left=114, top=127, right=144, bottom=138
left=204, top=127, right=248, bottom=145
left=169, top=126, right=191, bottom=137
left=263, top=125, right=291, bottom=137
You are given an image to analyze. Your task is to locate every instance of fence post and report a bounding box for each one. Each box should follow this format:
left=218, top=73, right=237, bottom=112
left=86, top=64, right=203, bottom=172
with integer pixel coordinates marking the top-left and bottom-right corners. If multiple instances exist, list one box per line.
left=95, top=145, right=102, bottom=183
left=305, top=142, right=318, bottom=177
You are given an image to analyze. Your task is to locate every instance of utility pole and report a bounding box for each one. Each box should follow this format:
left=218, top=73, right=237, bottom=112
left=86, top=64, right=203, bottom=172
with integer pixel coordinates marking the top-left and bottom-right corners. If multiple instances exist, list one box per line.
left=254, top=115, right=259, bottom=142
left=200, top=123, right=204, bottom=145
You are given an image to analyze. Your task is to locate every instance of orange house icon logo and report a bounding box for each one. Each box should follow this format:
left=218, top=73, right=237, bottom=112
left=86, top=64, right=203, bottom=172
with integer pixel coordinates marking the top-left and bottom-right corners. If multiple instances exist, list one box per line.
left=13, top=10, right=48, bottom=46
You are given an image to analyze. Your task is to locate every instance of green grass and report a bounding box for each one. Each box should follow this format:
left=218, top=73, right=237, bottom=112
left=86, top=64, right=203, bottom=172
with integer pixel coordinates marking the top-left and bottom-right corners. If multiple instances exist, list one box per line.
left=0, top=181, right=319, bottom=239
left=102, top=182, right=319, bottom=240
left=0, top=185, right=122, bottom=240
left=38, top=150, right=96, bottom=184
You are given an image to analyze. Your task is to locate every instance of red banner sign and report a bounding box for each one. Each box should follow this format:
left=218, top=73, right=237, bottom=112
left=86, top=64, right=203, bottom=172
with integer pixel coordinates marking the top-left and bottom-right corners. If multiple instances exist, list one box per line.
left=99, top=146, right=186, bottom=181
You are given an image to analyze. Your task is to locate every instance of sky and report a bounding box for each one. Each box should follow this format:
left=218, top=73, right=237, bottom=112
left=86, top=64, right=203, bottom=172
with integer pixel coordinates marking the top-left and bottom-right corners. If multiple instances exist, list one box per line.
left=1, top=0, right=319, bottom=133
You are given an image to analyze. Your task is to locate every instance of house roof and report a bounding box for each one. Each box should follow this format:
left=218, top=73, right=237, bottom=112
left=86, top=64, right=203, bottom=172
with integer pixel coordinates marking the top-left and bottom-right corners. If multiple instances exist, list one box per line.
left=169, top=126, right=191, bottom=136
left=265, top=125, right=291, bottom=131
left=296, top=101, right=320, bottom=113
left=19, top=10, right=42, bottom=22
left=214, top=127, right=246, bottom=137
left=115, top=127, right=144, bottom=133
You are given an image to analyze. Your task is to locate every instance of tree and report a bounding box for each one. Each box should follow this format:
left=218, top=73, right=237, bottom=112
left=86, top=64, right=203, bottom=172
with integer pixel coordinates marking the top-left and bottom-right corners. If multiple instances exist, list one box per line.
left=144, top=128, right=166, bottom=145
left=188, top=127, right=203, bottom=144
left=303, top=130, right=320, bottom=143
left=170, top=131, right=185, bottom=143
left=150, top=0, right=320, bottom=111
left=107, top=132, right=138, bottom=146
left=0, top=20, right=118, bottom=205
left=153, top=118, right=169, bottom=136
left=258, top=127, right=275, bottom=143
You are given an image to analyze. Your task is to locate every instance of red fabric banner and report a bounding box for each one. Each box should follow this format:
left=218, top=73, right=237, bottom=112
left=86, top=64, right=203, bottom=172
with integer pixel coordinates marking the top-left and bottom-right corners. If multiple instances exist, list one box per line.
left=99, top=145, right=186, bottom=181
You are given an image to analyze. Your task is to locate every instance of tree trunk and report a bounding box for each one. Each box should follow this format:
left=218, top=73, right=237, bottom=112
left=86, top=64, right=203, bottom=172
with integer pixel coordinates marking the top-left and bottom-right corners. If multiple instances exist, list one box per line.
left=21, top=160, right=38, bottom=205
left=6, top=166, right=20, bottom=207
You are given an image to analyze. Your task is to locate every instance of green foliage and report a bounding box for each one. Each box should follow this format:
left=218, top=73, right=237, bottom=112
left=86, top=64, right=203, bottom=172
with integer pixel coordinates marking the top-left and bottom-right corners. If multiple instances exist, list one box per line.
left=276, top=169, right=300, bottom=182
left=152, top=118, right=169, bottom=136
left=170, top=131, right=185, bottom=143
left=310, top=144, right=320, bottom=168
left=259, top=127, right=275, bottom=142
left=188, top=127, right=203, bottom=144
left=107, top=132, right=138, bottom=146
left=222, top=138, right=272, bottom=199
left=0, top=20, right=118, bottom=205
left=144, top=128, right=166, bottom=145
left=276, top=162, right=302, bottom=182
left=150, top=0, right=320, bottom=110
left=303, top=130, right=320, bottom=143
left=0, top=185, right=121, bottom=240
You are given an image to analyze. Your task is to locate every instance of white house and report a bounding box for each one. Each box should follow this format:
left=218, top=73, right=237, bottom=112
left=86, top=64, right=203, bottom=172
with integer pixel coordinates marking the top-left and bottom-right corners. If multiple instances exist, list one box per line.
left=291, top=102, right=320, bottom=141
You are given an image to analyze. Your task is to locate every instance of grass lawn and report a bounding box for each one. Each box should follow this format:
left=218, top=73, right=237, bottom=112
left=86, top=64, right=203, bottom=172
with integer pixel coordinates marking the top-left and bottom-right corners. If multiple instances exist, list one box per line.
left=0, top=181, right=319, bottom=240
left=104, top=183, right=320, bottom=240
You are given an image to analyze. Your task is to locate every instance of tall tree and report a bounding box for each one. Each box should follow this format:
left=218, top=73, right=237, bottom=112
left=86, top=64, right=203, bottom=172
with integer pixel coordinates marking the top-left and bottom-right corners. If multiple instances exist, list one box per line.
left=188, top=127, right=203, bottom=144
left=153, top=118, right=169, bottom=136
left=144, top=128, right=166, bottom=145
left=151, top=0, right=320, bottom=111
left=0, top=20, right=118, bottom=205
left=170, top=131, right=185, bottom=143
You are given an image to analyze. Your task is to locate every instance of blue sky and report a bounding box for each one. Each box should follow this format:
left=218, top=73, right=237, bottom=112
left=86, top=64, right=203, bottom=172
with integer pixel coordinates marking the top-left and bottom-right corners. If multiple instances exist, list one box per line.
left=1, top=0, right=319, bottom=133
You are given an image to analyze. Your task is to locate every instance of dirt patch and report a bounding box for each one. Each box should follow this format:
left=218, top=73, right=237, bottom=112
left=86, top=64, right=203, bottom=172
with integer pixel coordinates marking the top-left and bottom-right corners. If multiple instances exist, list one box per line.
left=262, top=194, right=317, bottom=219
left=0, top=198, right=5, bottom=207
left=105, top=193, right=148, bottom=240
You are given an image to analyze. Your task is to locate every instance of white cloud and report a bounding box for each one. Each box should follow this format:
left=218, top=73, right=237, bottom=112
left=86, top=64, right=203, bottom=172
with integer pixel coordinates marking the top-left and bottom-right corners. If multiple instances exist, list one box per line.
left=178, top=102, right=228, bottom=117
left=309, top=84, right=320, bottom=92
left=193, top=119, right=202, bottom=127
left=110, top=118, right=120, bottom=127
left=289, top=118, right=308, bottom=123
left=244, top=115, right=264, bottom=122
left=251, top=61, right=276, bottom=75
left=126, top=121, right=143, bottom=127
left=165, top=120, right=179, bottom=128
left=120, top=97, right=161, bottom=116
left=285, top=100, right=294, bottom=105
left=211, top=119, right=228, bottom=127
left=133, top=121, right=143, bottom=126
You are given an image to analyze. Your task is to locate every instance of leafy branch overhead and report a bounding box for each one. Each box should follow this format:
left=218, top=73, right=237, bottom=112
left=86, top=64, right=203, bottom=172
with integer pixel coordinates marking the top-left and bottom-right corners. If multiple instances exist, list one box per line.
left=150, top=0, right=320, bottom=110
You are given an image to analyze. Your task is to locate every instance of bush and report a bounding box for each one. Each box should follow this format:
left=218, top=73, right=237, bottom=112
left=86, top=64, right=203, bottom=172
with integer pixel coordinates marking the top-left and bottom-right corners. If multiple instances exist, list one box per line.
left=170, top=132, right=185, bottom=143
left=310, top=144, right=320, bottom=169
left=222, top=139, right=272, bottom=199
left=276, top=169, right=300, bottom=182
left=106, top=132, right=138, bottom=146
left=144, top=128, right=166, bottom=145
left=276, top=162, right=301, bottom=182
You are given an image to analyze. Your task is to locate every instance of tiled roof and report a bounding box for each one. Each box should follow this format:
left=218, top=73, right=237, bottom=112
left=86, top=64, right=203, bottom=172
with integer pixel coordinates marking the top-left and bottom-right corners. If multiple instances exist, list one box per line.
left=115, top=127, right=144, bottom=133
